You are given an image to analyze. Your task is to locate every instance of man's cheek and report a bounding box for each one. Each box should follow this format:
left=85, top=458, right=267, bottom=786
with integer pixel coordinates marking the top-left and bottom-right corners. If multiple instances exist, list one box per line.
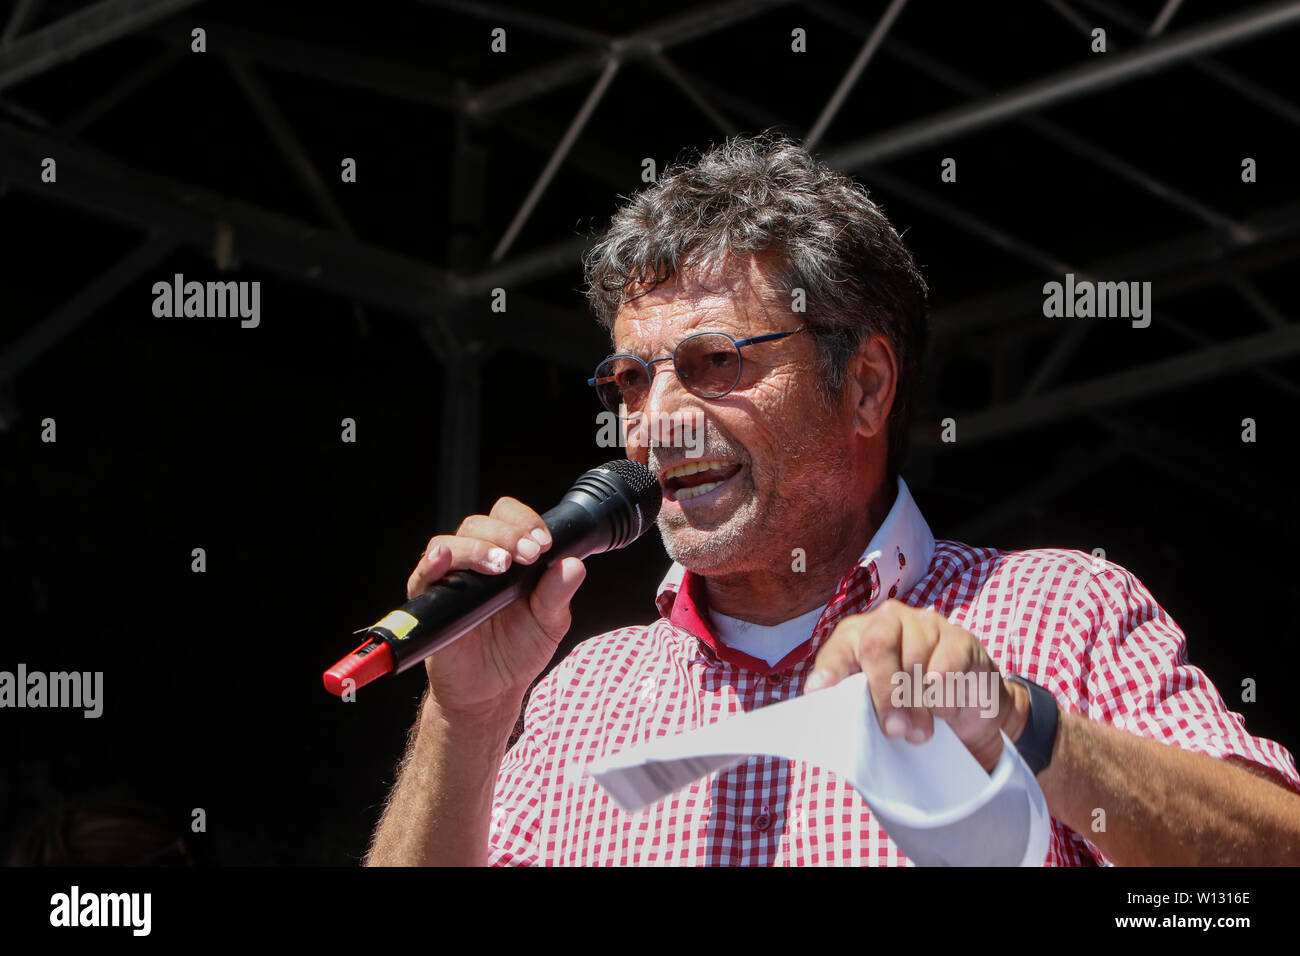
left=746, top=456, right=776, bottom=503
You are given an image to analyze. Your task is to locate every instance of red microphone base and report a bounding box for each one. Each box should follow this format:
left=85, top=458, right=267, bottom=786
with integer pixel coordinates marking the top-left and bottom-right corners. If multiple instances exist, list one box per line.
left=323, top=640, right=394, bottom=697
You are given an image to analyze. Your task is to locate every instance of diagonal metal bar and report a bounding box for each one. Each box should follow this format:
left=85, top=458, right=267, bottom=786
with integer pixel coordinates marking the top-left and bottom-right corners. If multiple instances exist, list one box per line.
left=1161, top=313, right=1300, bottom=399
left=0, top=0, right=200, bottom=92
left=1225, top=274, right=1289, bottom=329
left=63, top=48, right=176, bottom=133
left=2, top=0, right=44, bottom=45
left=617, top=0, right=791, bottom=51
left=0, top=120, right=460, bottom=318
left=150, top=19, right=464, bottom=110
left=0, top=93, right=48, bottom=126
left=943, top=257, right=1300, bottom=401
left=0, top=233, right=175, bottom=383
left=956, top=410, right=1300, bottom=538
left=914, top=324, right=1300, bottom=448
left=1017, top=322, right=1092, bottom=399
left=952, top=440, right=1128, bottom=542
left=848, top=169, right=1145, bottom=401
left=0, top=121, right=601, bottom=359
left=647, top=48, right=736, bottom=136
left=1194, top=57, right=1300, bottom=129
left=685, top=68, right=791, bottom=128
left=1069, top=0, right=1300, bottom=130
left=465, top=46, right=609, bottom=118
left=465, top=0, right=794, bottom=116
left=1006, top=286, right=1300, bottom=402
left=826, top=1, right=1300, bottom=170
left=1094, top=415, right=1300, bottom=533
left=421, top=0, right=610, bottom=48
left=811, top=1, right=1245, bottom=235
left=1042, top=0, right=1093, bottom=34
left=860, top=165, right=1074, bottom=274
left=806, top=0, right=909, bottom=150
left=1148, top=0, right=1186, bottom=35
left=487, top=108, right=629, bottom=191
left=859, top=29, right=1247, bottom=238
left=815, top=168, right=1271, bottom=407
left=1128, top=441, right=1300, bottom=534
left=227, top=57, right=352, bottom=234
left=1016, top=289, right=1300, bottom=401
left=932, top=201, right=1300, bottom=339
left=490, top=55, right=620, bottom=263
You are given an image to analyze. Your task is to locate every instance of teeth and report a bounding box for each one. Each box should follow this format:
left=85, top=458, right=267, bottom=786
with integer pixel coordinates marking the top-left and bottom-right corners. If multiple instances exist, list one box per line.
left=675, top=480, right=723, bottom=500
left=663, top=459, right=734, bottom=481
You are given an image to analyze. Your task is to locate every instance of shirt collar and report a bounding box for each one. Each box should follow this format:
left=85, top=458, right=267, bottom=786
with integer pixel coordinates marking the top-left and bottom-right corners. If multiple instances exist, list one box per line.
left=654, top=476, right=937, bottom=674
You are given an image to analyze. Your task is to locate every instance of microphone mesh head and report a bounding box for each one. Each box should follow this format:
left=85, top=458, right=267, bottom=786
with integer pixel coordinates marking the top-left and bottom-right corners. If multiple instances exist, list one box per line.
left=596, top=459, right=662, bottom=525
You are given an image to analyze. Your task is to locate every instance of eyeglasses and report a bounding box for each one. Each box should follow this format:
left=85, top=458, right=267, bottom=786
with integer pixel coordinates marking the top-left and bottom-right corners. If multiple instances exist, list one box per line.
left=588, top=328, right=809, bottom=414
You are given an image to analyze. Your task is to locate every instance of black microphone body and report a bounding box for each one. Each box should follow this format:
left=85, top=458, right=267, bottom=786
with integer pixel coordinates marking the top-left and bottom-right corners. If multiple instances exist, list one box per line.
left=372, top=460, right=661, bottom=676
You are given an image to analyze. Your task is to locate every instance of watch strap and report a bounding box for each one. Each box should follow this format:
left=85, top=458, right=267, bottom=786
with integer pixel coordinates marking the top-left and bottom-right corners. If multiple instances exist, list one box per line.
left=1005, top=674, right=1059, bottom=775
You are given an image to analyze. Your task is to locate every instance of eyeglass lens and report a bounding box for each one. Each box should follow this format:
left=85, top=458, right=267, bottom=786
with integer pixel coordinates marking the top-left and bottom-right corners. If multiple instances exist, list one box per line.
left=594, top=333, right=741, bottom=412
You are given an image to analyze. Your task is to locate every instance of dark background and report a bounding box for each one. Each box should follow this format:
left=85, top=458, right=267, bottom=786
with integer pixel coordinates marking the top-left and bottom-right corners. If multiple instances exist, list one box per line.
left=1, top=0, right=1298, bottom=864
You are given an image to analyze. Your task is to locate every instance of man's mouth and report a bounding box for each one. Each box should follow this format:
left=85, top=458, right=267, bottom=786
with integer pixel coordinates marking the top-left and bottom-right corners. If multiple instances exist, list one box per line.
left=660, top=459, right=743, bottom=501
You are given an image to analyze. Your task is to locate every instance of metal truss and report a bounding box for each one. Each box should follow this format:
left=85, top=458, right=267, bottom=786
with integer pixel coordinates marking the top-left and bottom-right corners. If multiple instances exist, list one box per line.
left=1, top=0, right=1298, bottom=523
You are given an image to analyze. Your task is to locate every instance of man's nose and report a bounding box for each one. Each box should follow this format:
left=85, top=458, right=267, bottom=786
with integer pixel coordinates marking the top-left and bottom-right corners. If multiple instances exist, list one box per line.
left=635, top=361, right=706, bottom=459
left=644, top=358, right=689, bottom=419
left=625, top=364, right=678, bottom=463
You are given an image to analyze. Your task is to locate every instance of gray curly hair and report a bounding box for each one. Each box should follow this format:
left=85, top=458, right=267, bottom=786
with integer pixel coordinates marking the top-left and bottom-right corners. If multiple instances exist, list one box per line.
left=582, top=130, right=929, bottom=480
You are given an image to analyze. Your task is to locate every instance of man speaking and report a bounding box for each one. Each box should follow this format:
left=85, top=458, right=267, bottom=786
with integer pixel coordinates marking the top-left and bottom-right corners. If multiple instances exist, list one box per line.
left=365, top=132, right=1300, bottom=866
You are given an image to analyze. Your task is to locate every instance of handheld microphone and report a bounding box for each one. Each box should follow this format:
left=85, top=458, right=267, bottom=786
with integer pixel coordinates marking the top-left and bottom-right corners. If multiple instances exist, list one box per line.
left=322, top=459, right=662, bottom=697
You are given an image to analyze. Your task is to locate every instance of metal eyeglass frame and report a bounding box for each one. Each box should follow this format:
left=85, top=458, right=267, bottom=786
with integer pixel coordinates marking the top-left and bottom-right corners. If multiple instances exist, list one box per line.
left=587, top=327, right=809, bottom=412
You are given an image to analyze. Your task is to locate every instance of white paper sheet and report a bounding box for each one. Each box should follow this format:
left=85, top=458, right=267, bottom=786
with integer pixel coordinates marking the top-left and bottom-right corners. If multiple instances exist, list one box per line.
left=584, top=672, right=1050, bottom=866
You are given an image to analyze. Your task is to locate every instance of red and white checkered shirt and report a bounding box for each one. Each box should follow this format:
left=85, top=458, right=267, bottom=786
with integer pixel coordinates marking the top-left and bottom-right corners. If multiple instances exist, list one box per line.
left=487, top=479, right=1300, bottom=866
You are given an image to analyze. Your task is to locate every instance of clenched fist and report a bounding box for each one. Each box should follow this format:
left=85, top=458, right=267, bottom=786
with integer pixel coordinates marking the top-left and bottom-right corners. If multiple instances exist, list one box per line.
left=407, top=496, right=586, bottom=721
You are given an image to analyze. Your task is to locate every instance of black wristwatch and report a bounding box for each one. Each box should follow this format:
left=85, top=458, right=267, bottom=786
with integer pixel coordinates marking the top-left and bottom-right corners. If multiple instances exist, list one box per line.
left=1004, top=674, right=1059, bottom=775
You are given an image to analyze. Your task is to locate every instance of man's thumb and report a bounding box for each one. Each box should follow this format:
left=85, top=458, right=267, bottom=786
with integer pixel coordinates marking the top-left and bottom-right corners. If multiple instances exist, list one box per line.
left=528, top=557, right=587, bottom=640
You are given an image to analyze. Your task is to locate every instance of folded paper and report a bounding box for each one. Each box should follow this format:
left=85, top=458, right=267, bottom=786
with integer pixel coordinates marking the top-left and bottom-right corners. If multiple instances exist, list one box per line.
left=584, top=672, right=1051, bottom=866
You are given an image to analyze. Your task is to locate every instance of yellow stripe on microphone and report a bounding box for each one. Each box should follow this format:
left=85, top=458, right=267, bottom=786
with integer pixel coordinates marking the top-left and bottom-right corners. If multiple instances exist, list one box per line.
left=372, top=609, right=420, bottom=641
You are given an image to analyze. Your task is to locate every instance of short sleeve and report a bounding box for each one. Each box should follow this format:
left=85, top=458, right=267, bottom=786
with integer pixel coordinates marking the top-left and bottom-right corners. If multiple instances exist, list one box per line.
left=486, top=673, right=556, bottom=867
left=1052, top=561, right=1300, bottom=864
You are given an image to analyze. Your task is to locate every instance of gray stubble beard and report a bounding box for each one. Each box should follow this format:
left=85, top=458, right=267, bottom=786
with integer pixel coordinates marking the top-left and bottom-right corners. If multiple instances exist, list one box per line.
left=656, top=425, right=852, bottom=578
left=657, top=469, right=759, bottom=573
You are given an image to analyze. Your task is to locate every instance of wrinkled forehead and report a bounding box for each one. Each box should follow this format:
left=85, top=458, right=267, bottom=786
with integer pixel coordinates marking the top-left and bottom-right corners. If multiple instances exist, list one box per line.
left=612, top=252, right=786, bottom=354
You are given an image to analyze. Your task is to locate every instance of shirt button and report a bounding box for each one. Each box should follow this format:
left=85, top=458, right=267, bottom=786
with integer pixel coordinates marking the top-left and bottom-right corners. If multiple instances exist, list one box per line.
left=754, top=814, right=771, bottom=831
left=767, top=672, right=783, bottom=684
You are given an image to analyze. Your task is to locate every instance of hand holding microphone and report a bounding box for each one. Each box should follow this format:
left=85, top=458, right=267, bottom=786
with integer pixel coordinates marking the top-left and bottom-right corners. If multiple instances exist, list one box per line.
left=323, top=460, right=661, bottom=719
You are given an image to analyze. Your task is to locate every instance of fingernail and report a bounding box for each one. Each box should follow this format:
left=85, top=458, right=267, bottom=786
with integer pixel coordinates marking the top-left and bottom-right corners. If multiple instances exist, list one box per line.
left=805, top=670, right=827, bottom=692
left=883, top=712, right=909, bottom=737
left=907, top=727, right=927, bottom=744
left=531, top=528, right=551, bottom=547
left=517, top=537, right=541, bottom=560
left=426, top=545, right=443, bottom=563
left=485, top=547, right=510, bottom=572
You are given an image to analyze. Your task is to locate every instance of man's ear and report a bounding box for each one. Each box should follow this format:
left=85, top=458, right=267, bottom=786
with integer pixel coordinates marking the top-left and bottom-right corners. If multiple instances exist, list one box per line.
left=847, top=335, right=898, bottom=440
